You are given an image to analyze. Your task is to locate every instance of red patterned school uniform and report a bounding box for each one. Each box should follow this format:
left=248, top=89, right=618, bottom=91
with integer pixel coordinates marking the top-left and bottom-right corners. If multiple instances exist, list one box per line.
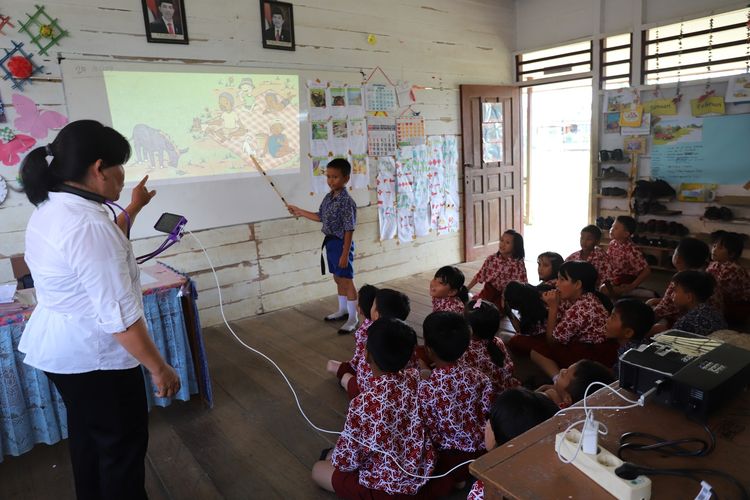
left=459, top=338, right=518, bottom=392
left=606, top=239, right=648, bottom=285
left=708, top=261, right=750, bottom=302
left=653, top=281, right=679, bottom=323
left=467, top=480, right=484, bottom=500
left=336, top=320, right=373, bottom=398
left=474, top=253, right=528, bottom=308
left=566, top=247, right=612, bottom=286
left=432, top=296, right=466, bottom=314
left=351, top=332, right=419, bottom=400
left=331, top=370, right=436, bottom=497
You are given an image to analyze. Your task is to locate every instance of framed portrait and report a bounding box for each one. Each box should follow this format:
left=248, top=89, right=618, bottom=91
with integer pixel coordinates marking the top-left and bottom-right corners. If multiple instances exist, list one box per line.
left=260, top=0, right=295, bottom=51
left=142, top=0, right=189, bottom=44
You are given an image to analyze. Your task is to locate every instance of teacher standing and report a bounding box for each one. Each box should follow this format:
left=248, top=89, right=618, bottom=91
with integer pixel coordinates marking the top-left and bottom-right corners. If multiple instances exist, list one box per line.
left=18, top=120, right=180, bottom=500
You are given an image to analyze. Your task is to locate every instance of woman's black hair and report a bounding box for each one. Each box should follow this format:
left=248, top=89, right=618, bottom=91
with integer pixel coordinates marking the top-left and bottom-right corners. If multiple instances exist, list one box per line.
left=20, top=120, right=131, bottom=206
left=559, top=261, right=613, bottom=312
left=710, top=230, right=747, bottom=261
left=503, top=281, right=547, bottom=335
left=537, top=252, right=564, bottom=281
left=358, top=284, right=378, bottom=321
left=465, top=299, right=506, bottom=368
left=503, top=229, right=525, bottom=260
left=434, top=265, right=469, bottom=303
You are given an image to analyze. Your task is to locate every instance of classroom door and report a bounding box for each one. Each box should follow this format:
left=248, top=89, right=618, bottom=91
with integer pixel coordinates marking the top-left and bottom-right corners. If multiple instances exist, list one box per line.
left=460, top=85, right=522, bottom=262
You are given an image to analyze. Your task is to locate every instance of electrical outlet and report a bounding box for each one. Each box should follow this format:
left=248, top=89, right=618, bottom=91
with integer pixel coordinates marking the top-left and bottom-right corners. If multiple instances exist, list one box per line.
left=556, top=429, right=652, bottom=500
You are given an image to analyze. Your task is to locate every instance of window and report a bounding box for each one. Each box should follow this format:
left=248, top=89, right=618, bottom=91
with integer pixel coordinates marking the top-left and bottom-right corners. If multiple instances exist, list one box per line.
left=516, top=40, right=593, bottom=83
left=642, top=7, right=750, bottom=84
left=600, top=33, right=632, bottom=89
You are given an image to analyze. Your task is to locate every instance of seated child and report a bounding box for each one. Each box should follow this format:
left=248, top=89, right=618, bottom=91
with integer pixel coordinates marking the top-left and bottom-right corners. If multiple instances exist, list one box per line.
left=459, top=299, right=518, bottom=392
left=648, top=238, right=711, bottom=331
left=504, top=281, right=547, bottom=337
left=530, top=261, right=617, bottom=379
left=707, top=230, right=750, bottom=326
left=343, top=288, right=411, bottom=399
left=537, top=252, right=563, bottom=290
left=327, top=284, right=378, bottom=393
left=537, top=359, right=615, bottom=408
left=606, top=299, right=655, bottom=374
left=418, top=311, right=493, bottom=497
left=312, top=318, right=436, bottom=498
left=467, top=388, right=559, bottom=500
left=466, top=229, right=527, bottom=310
left=430, top=265, right=469, bottom=313
left=603, top=216, right=651, bottom=298
left=672, top=270, right=728, bottom=336
left=566, top=224, right=612, bottom=288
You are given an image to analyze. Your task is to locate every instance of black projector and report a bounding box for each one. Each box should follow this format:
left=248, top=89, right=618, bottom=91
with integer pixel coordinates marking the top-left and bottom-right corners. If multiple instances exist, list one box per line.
left=619, top=330, right=750, bottom=421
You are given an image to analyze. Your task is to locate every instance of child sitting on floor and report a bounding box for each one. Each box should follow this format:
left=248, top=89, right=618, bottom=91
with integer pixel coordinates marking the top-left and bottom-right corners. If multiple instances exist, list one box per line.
left=467, top=388, right=559, bottom=500
left=312, top=318, right=436, bottom=498
left=537, top=251, right=564, bottom=290
left=707, top=230, right=750, bottom=327
left=466, top=229, right=527, bottom=310
left=603, top=216, right=651, bottom=298
left=537, top=359, right=615, bottom=408
left=504, top=281, right=547, bottom=337
left=342, top=288, right=411, bottom=399
left=648, top=237, right=712, bottom=333
left=566, top=224, right=612, bottom=288
left=327, top=284, right=378, bottom=393
left=606, top=299, right=655, bottom=374
left=530, top=261, right=616, bottom=379
left=460, top=299, right=518, bottom=392
left=430, top=265, right=469, bottom=313
left=419, top=311, right=493, bottom=497
left=672, top=270, right=727, bottom=336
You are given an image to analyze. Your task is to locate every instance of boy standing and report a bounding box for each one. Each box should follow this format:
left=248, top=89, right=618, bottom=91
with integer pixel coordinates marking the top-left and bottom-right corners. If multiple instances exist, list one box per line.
left=603, top=216, right=651, bottom=297
left=288, top=159, right=359, bottom=333
left=311, top=318, right=436, bottom=498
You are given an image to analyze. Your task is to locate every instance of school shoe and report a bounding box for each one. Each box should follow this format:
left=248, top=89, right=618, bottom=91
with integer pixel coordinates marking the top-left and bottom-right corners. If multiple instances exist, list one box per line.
left=338, top=317, right=359, bottom=334
left=324, top=312, right=348, bottom=321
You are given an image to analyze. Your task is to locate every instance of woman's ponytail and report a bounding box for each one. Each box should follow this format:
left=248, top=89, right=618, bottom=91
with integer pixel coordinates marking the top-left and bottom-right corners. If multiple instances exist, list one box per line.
left=20, top=146, right=59, bottom=206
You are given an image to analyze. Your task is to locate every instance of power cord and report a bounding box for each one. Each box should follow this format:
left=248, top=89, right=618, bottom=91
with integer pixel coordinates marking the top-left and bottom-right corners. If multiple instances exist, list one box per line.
left=615, top=462, right=748, bottom=500
left=618, top=424, right=716, bottom=459
left=186, top=229, right=474, bottom=480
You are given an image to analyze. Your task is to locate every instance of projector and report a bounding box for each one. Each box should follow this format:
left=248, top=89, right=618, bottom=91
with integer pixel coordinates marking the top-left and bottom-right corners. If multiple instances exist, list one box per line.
left=619, top=330, right=750, bottom=421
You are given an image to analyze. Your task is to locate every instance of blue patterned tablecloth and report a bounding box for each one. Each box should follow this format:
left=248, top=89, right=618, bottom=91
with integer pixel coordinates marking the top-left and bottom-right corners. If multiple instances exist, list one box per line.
left=0, top=265, right=211, bottom=462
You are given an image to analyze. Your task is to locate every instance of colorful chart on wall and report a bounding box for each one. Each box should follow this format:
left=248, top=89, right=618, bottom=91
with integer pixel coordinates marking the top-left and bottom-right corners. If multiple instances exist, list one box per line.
left=651, top=113, right=750, bottom=184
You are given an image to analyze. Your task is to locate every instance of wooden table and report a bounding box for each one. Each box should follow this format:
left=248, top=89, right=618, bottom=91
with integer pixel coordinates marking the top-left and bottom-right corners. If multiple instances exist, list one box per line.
left=471, top=384, right=750, bottom=499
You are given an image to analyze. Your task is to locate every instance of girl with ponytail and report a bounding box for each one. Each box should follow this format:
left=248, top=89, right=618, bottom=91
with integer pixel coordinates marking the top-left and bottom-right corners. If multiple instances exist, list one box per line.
left=529, top=261, right=618, bottom=378
left=460, top=299, right=519, bottom=392
left=430, top=265, right=469, bottom=314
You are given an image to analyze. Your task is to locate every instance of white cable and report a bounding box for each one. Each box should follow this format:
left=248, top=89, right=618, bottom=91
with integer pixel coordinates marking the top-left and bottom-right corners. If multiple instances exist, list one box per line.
left=187, top=229, right=474, bottom=480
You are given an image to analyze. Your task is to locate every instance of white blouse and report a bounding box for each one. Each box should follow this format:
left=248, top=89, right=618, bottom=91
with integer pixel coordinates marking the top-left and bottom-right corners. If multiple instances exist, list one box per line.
left=19, top=192, right=143, bottom=373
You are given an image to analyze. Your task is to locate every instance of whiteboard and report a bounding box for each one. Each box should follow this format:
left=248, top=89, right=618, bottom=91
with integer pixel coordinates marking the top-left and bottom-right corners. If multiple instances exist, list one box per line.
left=60, top=58, right=371, bottom=238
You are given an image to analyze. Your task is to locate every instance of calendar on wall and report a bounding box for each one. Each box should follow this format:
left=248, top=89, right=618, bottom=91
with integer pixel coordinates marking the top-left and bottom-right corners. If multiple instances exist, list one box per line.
left=367, top=116, right=397, bottom=156
left=396, top=116, right=425, bottom=146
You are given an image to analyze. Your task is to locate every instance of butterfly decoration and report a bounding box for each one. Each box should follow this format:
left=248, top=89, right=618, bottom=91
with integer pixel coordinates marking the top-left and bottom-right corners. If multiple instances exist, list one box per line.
left=0, top=132, right=35, bottom=166
left=13, top=93, right=68, bottom=138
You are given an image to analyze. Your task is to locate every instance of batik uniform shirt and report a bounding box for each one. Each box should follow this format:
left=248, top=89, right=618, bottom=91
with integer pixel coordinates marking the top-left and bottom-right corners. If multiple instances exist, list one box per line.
left=467, top=480, right=484, bottom=500
left=606, top=239, right=648, bottom=283
left=553, top=292, right=608, bottom=344
left=318, top=189, right=356, bottom=239
left=566, top=247, right=612, bottom=286
left=354, top=331, right=419, bottom=395
left=707, top=261, right=750, bottom=302
left=350, top=319, right=373, bottom=366
left=673, top=303, right=728, bottom=336
left=475, top=253, right=528, bottom=295
left=432, top=296, right=466, bottom=314
left=418, top=364, right=493, bottom=452
left=656, top=279, right=723, bottom=322
left=458, top=338, right=519, bottom=392
left=331, top=370, right=436, bottom=495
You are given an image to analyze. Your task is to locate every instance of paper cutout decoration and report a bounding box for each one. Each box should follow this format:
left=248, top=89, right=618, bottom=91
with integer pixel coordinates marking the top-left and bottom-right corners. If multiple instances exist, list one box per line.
left=0, top=133, right=35, bottom=166
left=690, top=96, right=725, bottom=116
left=0, top=126, right=15, bottom=142
left=0, top=41, right=44, bottom=90
left=396, top=115, right=426, bottom=146
left=0, top=15, right=14, bottom=35
left=17, top=5, right=68, bottom=55
left=13, top=93, right=69, bottom=138
left=725, top=75, right=750, bottom=103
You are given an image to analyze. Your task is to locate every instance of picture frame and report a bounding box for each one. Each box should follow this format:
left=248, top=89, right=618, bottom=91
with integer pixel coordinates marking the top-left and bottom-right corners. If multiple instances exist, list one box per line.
left=260, top=0, right=295, bottom=51
left=142, top=0, right=189, bottom=44
left=623, top=135, right=646, bottom=155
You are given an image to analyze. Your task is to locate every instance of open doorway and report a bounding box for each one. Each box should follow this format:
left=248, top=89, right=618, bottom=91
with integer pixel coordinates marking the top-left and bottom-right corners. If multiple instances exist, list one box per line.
left=521, top=79, right=592, bottom=281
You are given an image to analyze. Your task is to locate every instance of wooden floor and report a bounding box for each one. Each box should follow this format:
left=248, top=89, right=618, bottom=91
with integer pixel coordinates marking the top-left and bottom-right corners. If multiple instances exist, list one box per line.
left=0, top=263, right=488, bottom=500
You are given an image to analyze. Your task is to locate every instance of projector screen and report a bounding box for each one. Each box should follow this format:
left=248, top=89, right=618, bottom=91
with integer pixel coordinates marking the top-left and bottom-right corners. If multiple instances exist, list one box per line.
left=103, top=71, right=300, bottom=183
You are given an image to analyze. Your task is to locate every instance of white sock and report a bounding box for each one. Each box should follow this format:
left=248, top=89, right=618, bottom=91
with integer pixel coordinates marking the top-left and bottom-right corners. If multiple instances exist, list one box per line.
left=326, top=295, right=348, bottom=319
left=340, top=300, right=359, bottom=331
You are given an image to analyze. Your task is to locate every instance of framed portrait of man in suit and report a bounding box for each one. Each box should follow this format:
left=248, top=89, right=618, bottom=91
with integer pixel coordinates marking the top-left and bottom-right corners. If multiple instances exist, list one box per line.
left=260, top=0, right=295, bottom=51
left=142, top=0, right=189, bottom=44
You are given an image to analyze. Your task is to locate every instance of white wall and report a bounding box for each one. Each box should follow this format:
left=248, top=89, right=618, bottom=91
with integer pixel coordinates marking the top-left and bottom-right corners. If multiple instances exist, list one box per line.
left=0, top=0, right=515, bottom=326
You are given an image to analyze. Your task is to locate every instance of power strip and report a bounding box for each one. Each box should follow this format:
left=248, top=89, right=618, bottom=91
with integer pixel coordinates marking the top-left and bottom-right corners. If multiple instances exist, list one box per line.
left=556, top=429, right=652, bottom=500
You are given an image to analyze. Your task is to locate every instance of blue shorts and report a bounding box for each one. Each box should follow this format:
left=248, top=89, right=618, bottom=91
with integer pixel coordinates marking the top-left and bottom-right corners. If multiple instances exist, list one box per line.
left=324, top=237, right=354, bottom=279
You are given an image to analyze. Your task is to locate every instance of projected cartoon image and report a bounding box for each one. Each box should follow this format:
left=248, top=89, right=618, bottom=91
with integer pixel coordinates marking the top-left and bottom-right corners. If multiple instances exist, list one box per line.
left=104, top=71, right=300, bottom=182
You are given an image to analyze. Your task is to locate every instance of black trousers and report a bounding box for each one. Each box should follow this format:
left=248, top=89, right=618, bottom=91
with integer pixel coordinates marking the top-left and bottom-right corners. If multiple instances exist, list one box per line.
left=45, top=367, right=149, bottom=500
